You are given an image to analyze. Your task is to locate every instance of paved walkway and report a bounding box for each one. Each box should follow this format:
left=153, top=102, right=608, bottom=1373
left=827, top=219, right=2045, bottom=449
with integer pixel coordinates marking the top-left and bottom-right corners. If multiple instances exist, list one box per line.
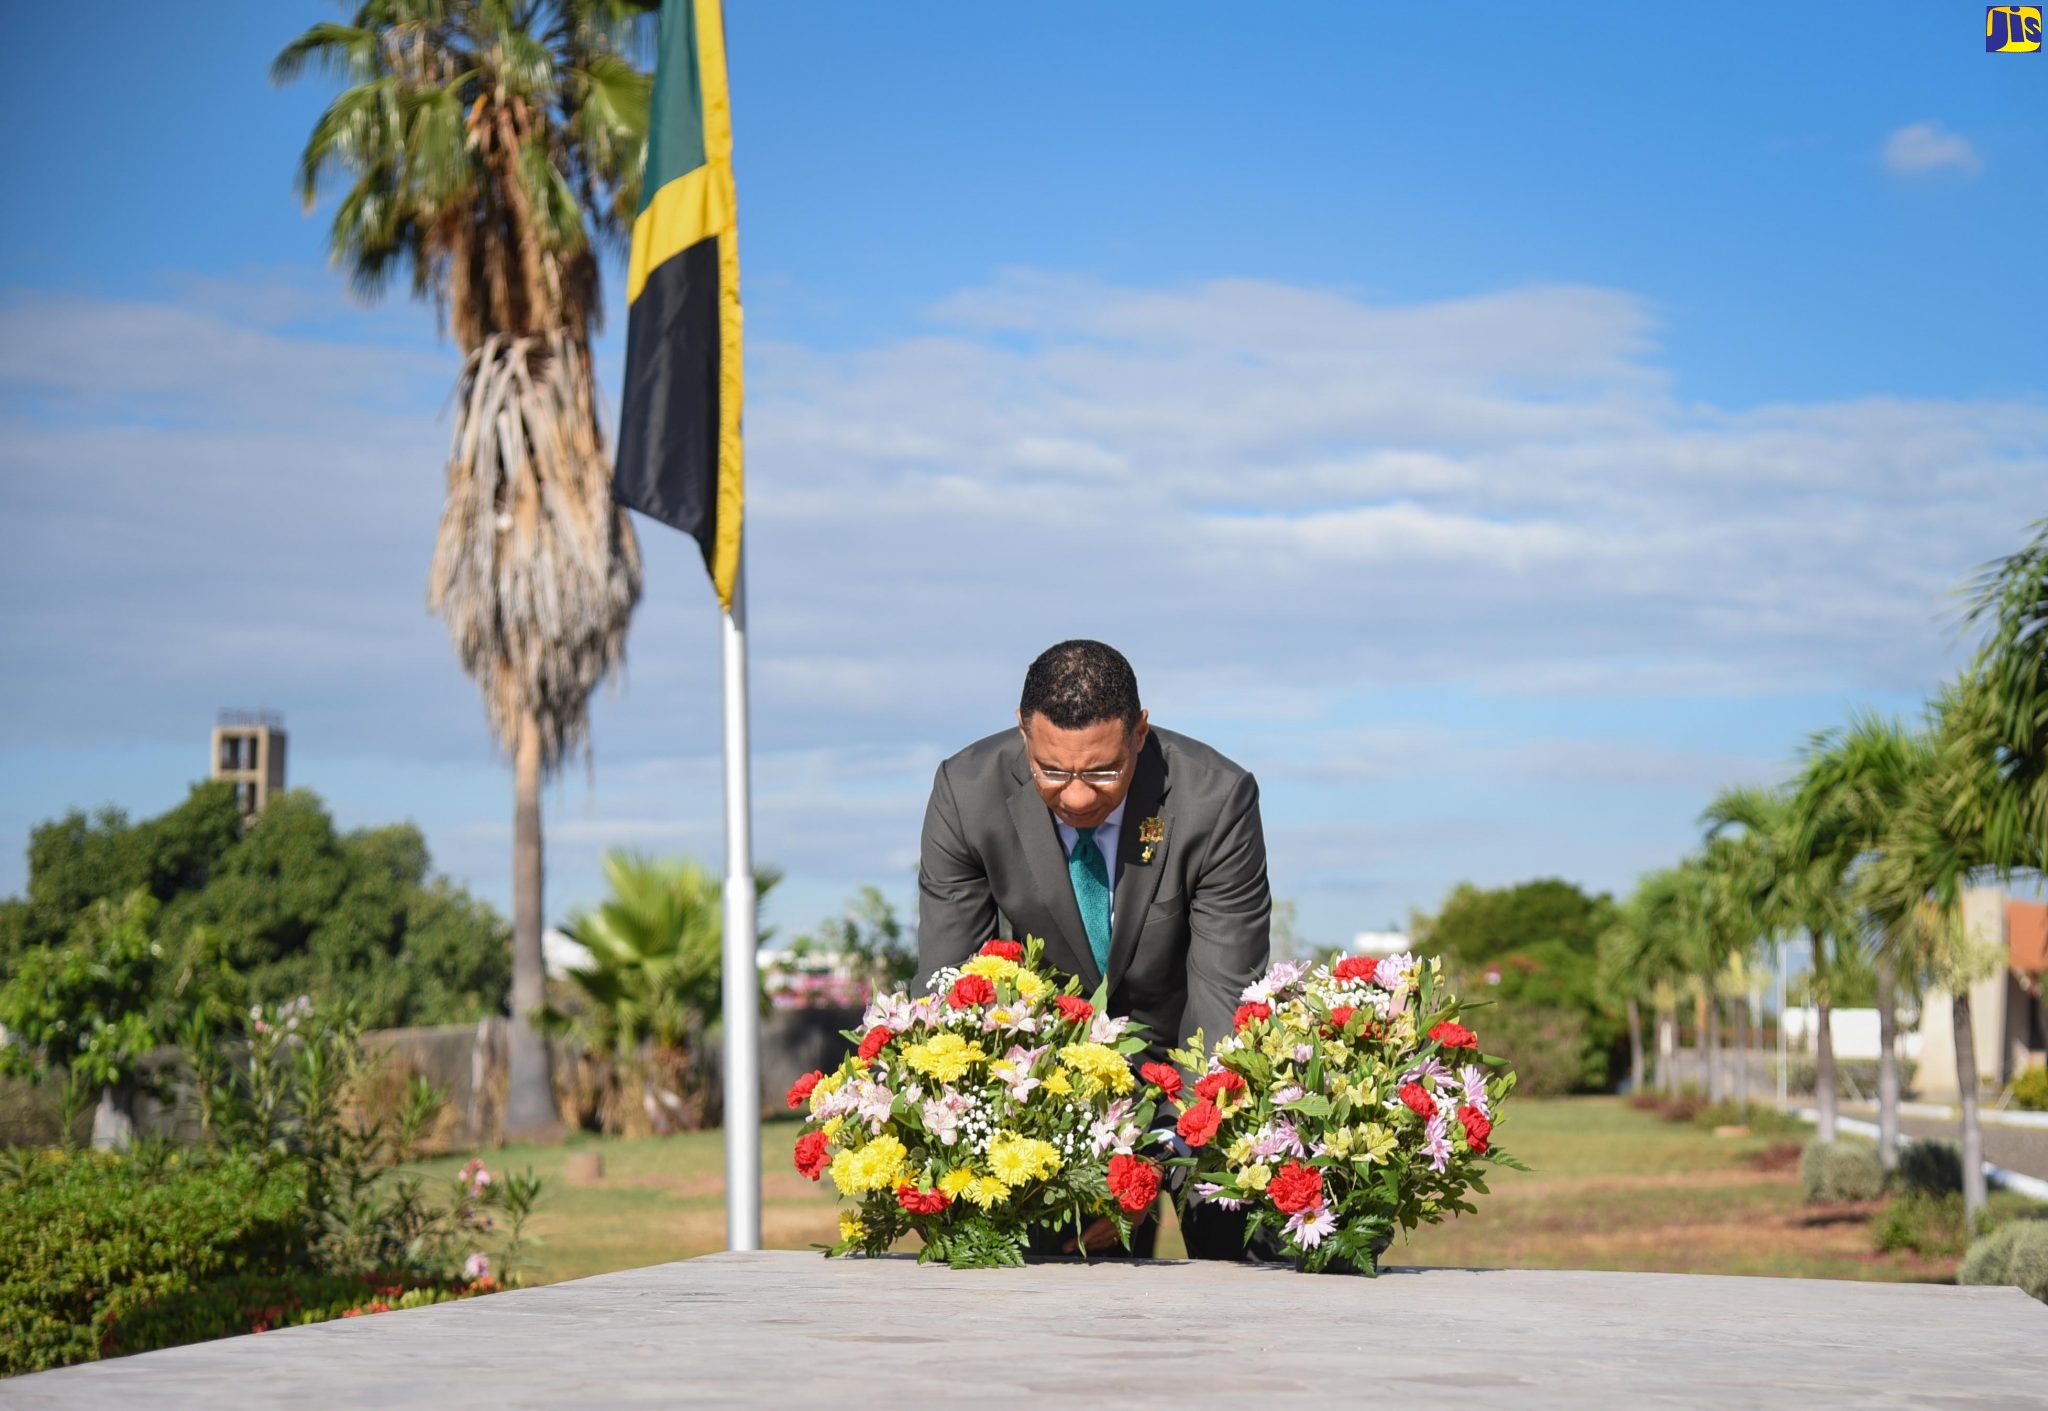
left=1835, top=1104, right=2048, bottom=1182
left=7, top=1252, right=2043, bottom=1409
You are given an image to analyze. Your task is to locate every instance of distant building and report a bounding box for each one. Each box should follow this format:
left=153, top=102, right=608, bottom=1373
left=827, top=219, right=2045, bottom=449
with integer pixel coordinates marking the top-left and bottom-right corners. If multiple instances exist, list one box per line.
left=1916, top=889, right=2048, bottom=1099
left=1349, top=930, right=1412, bottom=959
left=211, top=709, right=287, bottom=819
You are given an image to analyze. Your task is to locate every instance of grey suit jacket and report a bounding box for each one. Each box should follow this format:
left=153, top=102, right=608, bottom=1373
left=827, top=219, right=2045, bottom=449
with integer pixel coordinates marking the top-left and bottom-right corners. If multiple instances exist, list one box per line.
left=916, top=725, right=1271, bottom=1063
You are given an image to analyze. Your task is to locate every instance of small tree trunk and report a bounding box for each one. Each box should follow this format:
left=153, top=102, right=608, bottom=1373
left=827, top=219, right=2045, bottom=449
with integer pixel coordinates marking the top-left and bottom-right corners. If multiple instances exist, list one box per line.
left=1693, top=988, right=1710, bottom=1096
left=1626, top=997, right=1645, bottom=1095
left=1954, top=992, right=1987, bottom=1222
left=90, top=1081, right=136, bottom=1151
left=1706, top=992, right=1723, bottom=1105
left=1875, top=947, right=1900, bottom=1176
left=1658, top=1008, right=1676, bottom=1094
left=504, top=711, right=562, bottom=1140
left=1813, top=938, right=1838, bottom=1142
left=1736, top=995, right=1752, bottom=1110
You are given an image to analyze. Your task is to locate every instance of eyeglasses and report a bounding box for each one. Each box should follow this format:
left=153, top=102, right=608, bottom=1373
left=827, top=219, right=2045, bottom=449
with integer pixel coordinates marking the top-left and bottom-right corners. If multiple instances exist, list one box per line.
left=1031, top=762, right=1128, bottom=790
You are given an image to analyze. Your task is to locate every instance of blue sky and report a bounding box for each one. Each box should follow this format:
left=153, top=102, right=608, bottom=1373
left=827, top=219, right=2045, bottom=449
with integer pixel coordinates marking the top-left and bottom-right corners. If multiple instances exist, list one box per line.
left=2, top=2, right=2044, bottom=947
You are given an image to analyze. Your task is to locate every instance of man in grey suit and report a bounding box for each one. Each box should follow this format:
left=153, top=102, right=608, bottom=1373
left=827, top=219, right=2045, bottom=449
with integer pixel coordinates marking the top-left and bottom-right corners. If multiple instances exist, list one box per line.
left=917, top=640, right=1272, bottom=1257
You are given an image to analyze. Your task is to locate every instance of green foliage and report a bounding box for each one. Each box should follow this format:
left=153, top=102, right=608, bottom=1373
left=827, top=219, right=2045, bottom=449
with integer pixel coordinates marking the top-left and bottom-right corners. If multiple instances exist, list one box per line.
left=0, top=891, right=190, bottom=1129
left=1870, top=1190, right=1970, bottom=1258
left=104, top=1270, right=487, bottom=1358
left=1415, top=878, right=1615, bottom=965
left=1895, top=1139, right=1964, bottom=1198
left=2, top=783, right=509, bottom=1032
left=1416, top=879, right=1622, bottom=1090
left=1799, top=1138, right=1884, bottom=1204
left=1689, top=1101, right=1806, bottom=1138
left=1474, top=1003, right=1592, bottom=1097
left=1, top=1000, right=548, bottom=1374
left=0, top=1149, right=306, bottom=1376
left=2011, top=1063, right=2048, bottom=1112
left=1958, top=1217, right=2048, bottom=1303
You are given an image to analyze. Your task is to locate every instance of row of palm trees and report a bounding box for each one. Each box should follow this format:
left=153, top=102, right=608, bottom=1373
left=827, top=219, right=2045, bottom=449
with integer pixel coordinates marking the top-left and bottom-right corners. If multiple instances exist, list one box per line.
left=1601, top=523, right=2048, bottom=1221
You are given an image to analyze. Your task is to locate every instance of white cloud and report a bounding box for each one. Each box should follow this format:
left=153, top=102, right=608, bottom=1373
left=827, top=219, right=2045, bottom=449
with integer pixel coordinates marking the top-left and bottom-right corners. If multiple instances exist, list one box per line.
left=3, top=269, right=2043, bottom=940
left=1881, top=121, right=1984, bottom=179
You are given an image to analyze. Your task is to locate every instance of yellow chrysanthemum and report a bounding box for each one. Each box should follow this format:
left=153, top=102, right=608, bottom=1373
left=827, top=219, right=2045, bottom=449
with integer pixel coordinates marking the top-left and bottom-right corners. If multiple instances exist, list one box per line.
left=809, top=1069, right=847, bottom=1114
left=1013, top=970, right=1048, bottom=1000
left=829, top=1134, right=909, bottom=1195
left=961, top=955, right=1022, bottom=985
left=937, top=1167, right=978, bottom=1198
left=839, top=1212, right=867, bottom=1243
left=1359, top=1122, right=1398, bottom=1165
left=986, top=1132, right=1062, bottom=1186
left=901, top=1032, right=987, bottom=1083
left=1057, top=1042, right=1134, bottom=1094
left=822, top=1117, right=844, bottom=1139
left=1240, top=1163, right=1272, bottom=1192
left=964, top=1176, right=1011, bottom=1208
left=1042, top=1068, right=1073, bottom=1096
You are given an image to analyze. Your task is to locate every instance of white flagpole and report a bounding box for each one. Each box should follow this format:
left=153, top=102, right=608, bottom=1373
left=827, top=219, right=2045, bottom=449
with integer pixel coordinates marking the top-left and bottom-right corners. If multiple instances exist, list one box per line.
left=720, top=548, right=760, bottom=1251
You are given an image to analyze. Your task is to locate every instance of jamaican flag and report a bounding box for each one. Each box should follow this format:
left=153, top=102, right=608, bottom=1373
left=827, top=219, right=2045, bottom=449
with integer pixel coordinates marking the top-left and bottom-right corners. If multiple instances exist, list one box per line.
left=615, top=0, right=742, bottom=608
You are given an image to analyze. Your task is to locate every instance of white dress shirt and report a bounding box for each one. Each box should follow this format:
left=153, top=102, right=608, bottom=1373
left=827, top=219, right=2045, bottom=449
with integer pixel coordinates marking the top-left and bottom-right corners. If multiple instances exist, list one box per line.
left=1055, top=796, right=1128, bottom=924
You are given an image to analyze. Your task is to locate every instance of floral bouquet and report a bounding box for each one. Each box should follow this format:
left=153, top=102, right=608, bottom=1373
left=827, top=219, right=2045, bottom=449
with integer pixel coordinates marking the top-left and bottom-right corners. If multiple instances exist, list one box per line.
left=1165, top=952, right=1520, bottom=1274
left=787, top=937, right=1176, bottom=1269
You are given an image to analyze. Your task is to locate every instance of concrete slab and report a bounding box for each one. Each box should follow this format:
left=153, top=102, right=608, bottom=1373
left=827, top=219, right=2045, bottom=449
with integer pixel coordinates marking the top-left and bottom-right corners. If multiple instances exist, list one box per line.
left=6, top=1252, right=2044, bottom=1410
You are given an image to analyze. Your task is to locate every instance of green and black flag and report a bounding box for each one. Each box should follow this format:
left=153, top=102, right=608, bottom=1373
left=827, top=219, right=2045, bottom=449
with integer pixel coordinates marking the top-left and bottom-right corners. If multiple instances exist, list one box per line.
left=615, top=0, right=742, bottom=609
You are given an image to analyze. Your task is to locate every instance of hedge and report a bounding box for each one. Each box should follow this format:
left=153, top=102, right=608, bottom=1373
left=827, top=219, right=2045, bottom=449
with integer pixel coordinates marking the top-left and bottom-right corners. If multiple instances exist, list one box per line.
left=0, top=1150, right=307, bottom=1376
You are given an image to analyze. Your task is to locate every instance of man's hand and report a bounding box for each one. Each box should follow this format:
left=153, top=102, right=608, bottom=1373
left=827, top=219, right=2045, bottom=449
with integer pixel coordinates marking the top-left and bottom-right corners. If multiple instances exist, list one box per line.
left=1061, top=1206, right=1151, bottom=1255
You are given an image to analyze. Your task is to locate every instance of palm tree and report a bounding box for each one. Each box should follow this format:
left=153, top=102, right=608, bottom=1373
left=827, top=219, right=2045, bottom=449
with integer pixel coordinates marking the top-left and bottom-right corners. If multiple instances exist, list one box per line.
left=555, top=851, right=778, bottom=1132
left=1701, top=787, right=1815, bottom=1120
left=1794, top=714, right=1932, bottom=1175
left=1961, top=519, right=2048, bottom=866
left=276, top=3, right=653, bottom=1135
left=1603, top=868, right=1700, bottom=1096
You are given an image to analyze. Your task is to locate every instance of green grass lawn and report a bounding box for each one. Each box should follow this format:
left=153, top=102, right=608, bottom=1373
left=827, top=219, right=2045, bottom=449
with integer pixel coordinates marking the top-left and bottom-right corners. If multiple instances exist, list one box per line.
left=414, top=1099, right=2033, bottom=1285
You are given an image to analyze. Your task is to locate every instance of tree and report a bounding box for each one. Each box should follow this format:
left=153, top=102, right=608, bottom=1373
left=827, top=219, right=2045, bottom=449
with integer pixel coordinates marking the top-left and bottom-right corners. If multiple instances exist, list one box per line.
left=790, top=886, right=917, bottom=996
left=0, top=892, right=167, bottom=1148
left=4, top=784, right=509, bottom=1031
left=555, top=852, right=779, bottom=1132
left=1795, top=714, right=1932, bottom=1174
left=276, top=3, right=654, bottom=1136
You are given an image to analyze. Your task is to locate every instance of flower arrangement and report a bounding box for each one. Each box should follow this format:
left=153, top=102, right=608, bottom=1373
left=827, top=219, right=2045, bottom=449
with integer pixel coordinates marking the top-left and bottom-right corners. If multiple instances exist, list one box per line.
left=787, top=938, right=1174, bottom=1268
left=1166, top=953, right=1520, bottom=1274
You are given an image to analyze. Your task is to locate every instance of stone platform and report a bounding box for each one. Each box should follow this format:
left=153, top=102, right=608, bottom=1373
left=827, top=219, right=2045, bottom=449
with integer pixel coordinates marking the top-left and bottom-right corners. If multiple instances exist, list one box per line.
left=7, top=1253, right=2044, bottom=1409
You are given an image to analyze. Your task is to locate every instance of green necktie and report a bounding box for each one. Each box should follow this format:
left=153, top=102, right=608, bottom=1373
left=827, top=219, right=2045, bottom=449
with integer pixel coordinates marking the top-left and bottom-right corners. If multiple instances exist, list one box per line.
left=1069, top=826, right=1112, bottom=973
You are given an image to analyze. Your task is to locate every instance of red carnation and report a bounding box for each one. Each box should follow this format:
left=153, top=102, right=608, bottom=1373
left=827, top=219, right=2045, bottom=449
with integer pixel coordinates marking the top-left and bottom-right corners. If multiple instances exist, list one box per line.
left=1139, top=1061, right=1183, bottom=1100
left=857, top=1027, right=894, bottom=1061
left=1399, top=1082, right=1437, bottom=1119
left=948, top=974, right=996, bottom=1009
left=1233, top=1001, right=1272, bottom=1032
left=1327, top=1005, right=1357, bottom=1035
left=793, top=1130, right=830, bottom=1181
left=1176, top=1100, right=1222, bottom=1148
left=1106, top=1153, right=1163, bottom=1214
left=1333, top=955, right=1379, bottom=982
left=1458, top=1104, right=1493, bottom=1154
left=1193, top=1069, right=1246, bottom=1102
left=1055, top=995, right=1095, bottom=1023
left=895, top=1183, right=951, bottom=1216
left=980, top=939, right=1024, bottom=961
left=786, top=1070, right=825, bottom=1109
left=1267, top=1160, right=1324, bottom=1215
left=1430, top=1021, right=1478, bottom=1050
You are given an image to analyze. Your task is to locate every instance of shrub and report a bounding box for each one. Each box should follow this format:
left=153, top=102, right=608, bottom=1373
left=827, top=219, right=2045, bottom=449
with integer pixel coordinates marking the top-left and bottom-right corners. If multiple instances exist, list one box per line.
left=1691, top=1102, right=1805, bottom=1138
left=1959, top=1218, right=2048, bottom=1304
left=1472, top=1004, right=1590, bottom=1097
left=1870, top=1190, right=1970, bottom=1258
left=0, top=1149, right=306, bottom=1376
left=103, top=1270, right=491, bottom=1356
left=2012, top=1063, right=2048, bottom=1113
left=1786, top=1058, right=1916, bottom=1098
left=1895, top=1139, right=1963, bottom=1198
left=1800, top=1138, right=1883, bottom=1204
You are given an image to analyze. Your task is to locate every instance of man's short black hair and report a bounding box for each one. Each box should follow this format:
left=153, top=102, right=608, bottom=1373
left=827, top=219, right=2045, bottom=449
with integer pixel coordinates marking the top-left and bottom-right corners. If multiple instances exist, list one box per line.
left=1019, top=640, right=1142, bottom=730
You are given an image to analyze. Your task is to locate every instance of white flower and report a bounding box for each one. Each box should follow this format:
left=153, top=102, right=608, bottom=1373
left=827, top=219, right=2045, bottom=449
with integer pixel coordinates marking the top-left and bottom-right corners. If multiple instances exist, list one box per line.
left=1460, top=1063, right=1490, bottom=1116
left=1285, top=1207, right=1337, bottom=1249
left=463, top=1252, right=491, bottom=1281
left=921, top=1088, right=972, bottom=1146
left=1088, top=1012, right=1131, bottom=1045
